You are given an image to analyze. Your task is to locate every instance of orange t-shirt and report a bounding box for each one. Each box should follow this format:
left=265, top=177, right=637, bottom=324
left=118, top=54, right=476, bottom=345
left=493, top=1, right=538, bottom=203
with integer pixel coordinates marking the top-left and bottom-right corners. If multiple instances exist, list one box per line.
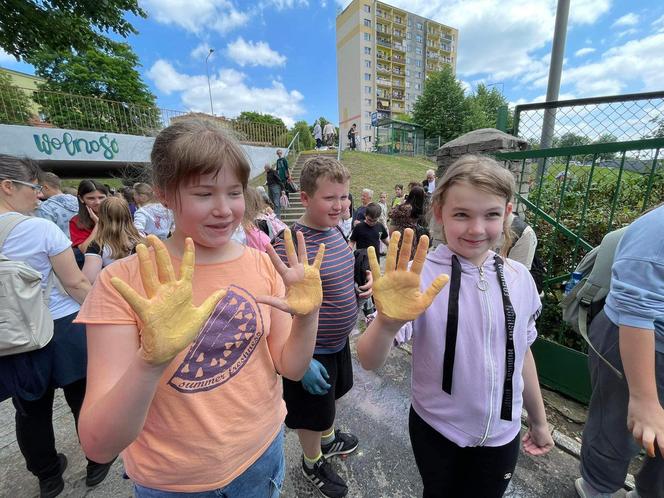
left=76, top=247, right=291, bottom=492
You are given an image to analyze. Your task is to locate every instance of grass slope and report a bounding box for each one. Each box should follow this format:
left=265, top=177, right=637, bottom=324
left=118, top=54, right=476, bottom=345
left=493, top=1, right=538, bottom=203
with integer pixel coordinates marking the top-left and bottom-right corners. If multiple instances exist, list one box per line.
left=251, top=150, right=434, bottom=202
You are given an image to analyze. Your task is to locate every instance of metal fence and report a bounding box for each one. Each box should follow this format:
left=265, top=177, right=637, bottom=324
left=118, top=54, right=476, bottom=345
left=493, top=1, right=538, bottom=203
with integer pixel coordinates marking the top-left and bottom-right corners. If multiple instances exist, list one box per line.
left=513, top=91, right=664, bottom=146
left=495, top=137, right=664, bottom=350
left=0, top=86, right=290, bottom=146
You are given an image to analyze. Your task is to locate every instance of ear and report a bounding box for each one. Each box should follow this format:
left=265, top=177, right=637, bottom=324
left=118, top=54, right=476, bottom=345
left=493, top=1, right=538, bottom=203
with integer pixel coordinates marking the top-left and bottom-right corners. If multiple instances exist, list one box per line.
left=300, top=190, right=310, bottom=207
left=504, top=202, right=513, bottom=219
left=0, top=179, right=14, bottom=195
left=154, top=187, right=168, bottom=206
left=432, top=204, right=443, bottom=224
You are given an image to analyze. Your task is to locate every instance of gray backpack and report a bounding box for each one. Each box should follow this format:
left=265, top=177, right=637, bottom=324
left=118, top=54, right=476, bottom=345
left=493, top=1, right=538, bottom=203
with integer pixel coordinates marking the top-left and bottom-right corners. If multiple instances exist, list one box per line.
left=0, top=213, right=55, bottom=356
left=561, top=226, right=628, bottom=378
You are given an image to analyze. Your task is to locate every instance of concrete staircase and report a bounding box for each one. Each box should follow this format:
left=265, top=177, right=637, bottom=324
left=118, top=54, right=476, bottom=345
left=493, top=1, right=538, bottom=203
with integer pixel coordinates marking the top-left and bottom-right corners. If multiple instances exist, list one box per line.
left=280, top=150, right=338, bottom=225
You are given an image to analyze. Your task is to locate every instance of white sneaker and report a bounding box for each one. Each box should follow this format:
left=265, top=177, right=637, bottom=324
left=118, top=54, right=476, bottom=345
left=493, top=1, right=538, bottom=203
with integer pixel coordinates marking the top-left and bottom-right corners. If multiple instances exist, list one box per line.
left=574, top=478, right=614, bottom=498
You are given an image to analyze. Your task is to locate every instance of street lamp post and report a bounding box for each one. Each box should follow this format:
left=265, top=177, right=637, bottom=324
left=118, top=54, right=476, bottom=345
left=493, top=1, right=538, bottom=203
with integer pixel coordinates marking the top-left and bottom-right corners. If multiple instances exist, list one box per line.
left=205, top=48, right=215, bottom=116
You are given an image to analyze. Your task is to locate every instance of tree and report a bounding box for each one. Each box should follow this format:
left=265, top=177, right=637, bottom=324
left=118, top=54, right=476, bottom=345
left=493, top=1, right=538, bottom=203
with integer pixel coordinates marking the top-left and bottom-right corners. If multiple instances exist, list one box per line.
left=412, top=66, right=466, bottom=143
left=1, top=0, right=145, bottom=61
left=594, top=133, right=618, bottom=160
left=464, top=83, right=513, bottom=131
left=236, top=111, right=287, bottom=132
left=554, top=132, right=591, bottom=148
left=0, top=72, right=33, bottom=125
left=648, top=117, right=664, bottom=139
left=289, top=120, right=314, bottom=150
left=30, top=42, right=159, bottom=134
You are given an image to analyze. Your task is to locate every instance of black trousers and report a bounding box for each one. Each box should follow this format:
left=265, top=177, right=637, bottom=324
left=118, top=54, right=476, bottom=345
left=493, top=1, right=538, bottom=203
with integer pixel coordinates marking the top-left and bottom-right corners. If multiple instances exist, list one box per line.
left=409, top=406, right=520, bottom=498
left=12, top=378, right=87, bottom=480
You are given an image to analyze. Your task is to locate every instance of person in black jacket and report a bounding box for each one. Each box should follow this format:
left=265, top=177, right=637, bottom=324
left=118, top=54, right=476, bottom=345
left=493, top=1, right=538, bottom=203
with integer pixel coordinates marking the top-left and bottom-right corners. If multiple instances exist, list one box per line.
left=264, top=164, right=284, bottom=218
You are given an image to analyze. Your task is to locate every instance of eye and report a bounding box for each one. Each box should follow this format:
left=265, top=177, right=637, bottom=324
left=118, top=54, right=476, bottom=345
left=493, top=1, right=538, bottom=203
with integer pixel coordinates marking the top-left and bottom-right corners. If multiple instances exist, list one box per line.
left=230, top=191, right=243, bottom=197
left=194, top=192, right=211, bottom=197
left=453, top=212, right=467, bottom=218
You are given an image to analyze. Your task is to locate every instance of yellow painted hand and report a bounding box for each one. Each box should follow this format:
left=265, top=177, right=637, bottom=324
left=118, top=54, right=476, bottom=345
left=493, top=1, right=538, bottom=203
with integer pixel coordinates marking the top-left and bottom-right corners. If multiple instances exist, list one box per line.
left=110, top=235, right=227, bottom=365
left=369, top=228, right=449, bottom=322
left=261, top=229, right=325, bottom=316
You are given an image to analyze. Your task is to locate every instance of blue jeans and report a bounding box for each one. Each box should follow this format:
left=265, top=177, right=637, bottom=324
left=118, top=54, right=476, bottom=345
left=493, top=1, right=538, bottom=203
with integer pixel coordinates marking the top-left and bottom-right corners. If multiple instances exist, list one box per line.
left=134, top=428, right=285, bottom=498
left=268, top=184, right=282, bottom=218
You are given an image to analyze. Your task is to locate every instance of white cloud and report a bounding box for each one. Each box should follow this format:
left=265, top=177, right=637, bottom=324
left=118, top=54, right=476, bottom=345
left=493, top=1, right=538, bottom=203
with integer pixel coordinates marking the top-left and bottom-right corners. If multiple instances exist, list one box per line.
left=562, top=33, right=664, bottom=96
left=140, top=0, right=249, bottom=34
left=0, top=48, right=17, bottom=63
left=653, top=14, right=664, bottom=32
left=260, top=0, right=308, bottom=8
left=146, top=59, right=304, bottom=127
left=226, top=37, right=287, bottom=67
left=612, top=13, right=639, bottom=28
left=574, top=47, right=596, bottom=57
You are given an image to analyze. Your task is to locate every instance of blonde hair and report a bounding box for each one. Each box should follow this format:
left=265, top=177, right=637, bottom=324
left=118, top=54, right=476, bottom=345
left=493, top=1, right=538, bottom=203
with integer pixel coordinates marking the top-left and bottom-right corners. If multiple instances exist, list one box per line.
left=299, top=156, right=350, bottom=195
left=94, top=197, right=144, bottom=260
left=133, top=182, right=156, bottom=203
left=242, top=187, right=267, bottom=229
left=431, top=154, right=515, bottom=256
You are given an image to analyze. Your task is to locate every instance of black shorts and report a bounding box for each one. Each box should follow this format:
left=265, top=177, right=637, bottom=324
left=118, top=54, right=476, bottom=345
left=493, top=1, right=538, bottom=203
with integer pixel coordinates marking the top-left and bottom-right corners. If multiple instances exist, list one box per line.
left=283, top=339, right=353, bottom=431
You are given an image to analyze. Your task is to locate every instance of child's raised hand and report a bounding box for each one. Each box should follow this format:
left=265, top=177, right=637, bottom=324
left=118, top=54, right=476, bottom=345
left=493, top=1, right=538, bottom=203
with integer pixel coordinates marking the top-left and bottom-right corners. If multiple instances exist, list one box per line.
left=369, top=228, right=449, bottom=322
left=521, top=422, right=555, bottom=456
left=261, top=229, right=325, bottom=316
left=110, top=235, right=227, bottom=366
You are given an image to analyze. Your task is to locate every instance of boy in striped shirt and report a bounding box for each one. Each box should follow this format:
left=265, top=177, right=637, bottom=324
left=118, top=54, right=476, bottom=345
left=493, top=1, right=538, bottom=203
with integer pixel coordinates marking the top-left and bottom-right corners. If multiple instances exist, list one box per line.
left=273, top=156, right=371, bottom=498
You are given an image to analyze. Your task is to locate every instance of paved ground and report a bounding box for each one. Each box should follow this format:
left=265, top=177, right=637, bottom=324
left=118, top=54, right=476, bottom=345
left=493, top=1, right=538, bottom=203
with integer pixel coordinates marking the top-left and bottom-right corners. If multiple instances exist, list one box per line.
left=0, top=335, right=630, bottom=498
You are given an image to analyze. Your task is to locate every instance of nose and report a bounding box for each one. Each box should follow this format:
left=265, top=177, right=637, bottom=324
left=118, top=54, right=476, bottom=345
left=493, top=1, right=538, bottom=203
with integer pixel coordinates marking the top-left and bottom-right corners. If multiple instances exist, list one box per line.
left=467, top=217, right=484, bottom=235
left=211, top=197, right=233, bottom=217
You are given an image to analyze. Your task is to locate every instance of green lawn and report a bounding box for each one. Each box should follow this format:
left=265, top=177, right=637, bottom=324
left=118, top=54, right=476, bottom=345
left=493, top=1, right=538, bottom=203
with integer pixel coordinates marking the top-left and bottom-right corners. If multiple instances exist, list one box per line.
left=251, top=149, right=435, bottom=201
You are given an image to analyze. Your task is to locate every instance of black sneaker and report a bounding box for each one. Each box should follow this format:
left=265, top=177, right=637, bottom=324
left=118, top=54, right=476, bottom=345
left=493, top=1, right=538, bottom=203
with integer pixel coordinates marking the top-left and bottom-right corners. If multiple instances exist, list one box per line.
left=39, top=453, right=67, bottom=498
left=301, top=456, right=348, bottom=498
left=86, top=456, right=117, bottom=487
left=321, top=430, right=359, bottom=458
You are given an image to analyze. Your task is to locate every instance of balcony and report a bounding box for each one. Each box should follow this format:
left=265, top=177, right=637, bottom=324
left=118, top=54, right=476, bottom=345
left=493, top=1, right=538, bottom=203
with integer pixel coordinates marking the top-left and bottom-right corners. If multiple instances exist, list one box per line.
left=376, top=64, right=391, bottom=74
left=392, top=43, right=405, bottom=52
left=377, top=100, right=391, bottom=111
left=440, top=43, right=452, bottom=52
left=393, top=16, right=405, bottom=26
left=392, top=91, right=404, bottom=100
left=377, top=38, right=392, bottom=48
left=392, top=55, right=405, bottom=64
left=376, top=77, right=392, bottom=86
left=392, top=80, right=405, bottom=89
left=392, top=68, right=403, bottom=76
left=426, top=52, right=439, bottom=60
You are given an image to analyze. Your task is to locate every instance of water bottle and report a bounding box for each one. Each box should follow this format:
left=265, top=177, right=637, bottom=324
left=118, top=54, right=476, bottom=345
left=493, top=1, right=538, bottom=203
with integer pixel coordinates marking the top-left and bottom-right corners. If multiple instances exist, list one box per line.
left=563, top=271, right=583, bottom=296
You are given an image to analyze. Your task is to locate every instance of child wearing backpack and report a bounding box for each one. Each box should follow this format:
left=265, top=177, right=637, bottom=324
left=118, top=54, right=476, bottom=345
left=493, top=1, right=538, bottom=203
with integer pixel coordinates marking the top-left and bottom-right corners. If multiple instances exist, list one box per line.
left=358, top=154, right=554, bottom=497
left=575, top=204, right=664, bottom=498
left=272, top=155, right=372, bottom=498
left=75, top=118, right=325, bottom=497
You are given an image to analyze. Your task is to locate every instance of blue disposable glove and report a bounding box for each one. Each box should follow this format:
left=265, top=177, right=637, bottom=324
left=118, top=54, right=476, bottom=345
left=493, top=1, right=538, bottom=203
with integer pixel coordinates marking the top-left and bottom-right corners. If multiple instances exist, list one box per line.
left=301, top=359, right=331, bottom=395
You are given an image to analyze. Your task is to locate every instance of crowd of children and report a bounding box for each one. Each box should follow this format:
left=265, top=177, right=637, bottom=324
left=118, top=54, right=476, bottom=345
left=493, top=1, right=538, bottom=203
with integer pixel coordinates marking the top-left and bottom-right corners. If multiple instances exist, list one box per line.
left=3, top=115, right=660, bottom=498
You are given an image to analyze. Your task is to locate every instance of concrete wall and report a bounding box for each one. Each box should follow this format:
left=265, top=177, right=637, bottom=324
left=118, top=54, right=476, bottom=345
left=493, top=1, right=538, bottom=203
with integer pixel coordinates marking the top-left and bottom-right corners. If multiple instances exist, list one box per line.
left=0, top=124, right=285, bottom=179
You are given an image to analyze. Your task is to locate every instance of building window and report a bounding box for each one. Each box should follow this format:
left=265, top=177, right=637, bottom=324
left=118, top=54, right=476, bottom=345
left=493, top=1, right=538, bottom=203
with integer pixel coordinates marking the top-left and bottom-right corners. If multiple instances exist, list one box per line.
left=365, top=59, right=371, bottom=68
left=408, top=19, right=412, bottom=27
left=406, top=93, right=410, bottom=100
left=406, top=81, right=411, bottom=88
left=417, top=22, right=423, bottom=30
left=407, top=32, right=411, bottom=40
left=407, top=43, right=412, bottom=52
left=364, top=19, right=371, bottom=27
left=416, top=71, right=422, bottom=79
left=415, top=83, right=421, bottom=90
left=415, top=60, right=422, bottom=67
left=415, top=34, right=422, bottom=43
left=405, top=68, right=410, bottom=76
left=365, top=85, right=372, bottom=94
left=364, top=46, right=371, bottom=55
left=415, top=47, right=422, bottom=55
left=363, top=4, right=370, bottom=12
left=365, top=98, right=372, bottom=105
left=364, top=73, right=371, bottom=81
left=364, top=33, right=371, bottom=41
left=406, top=57, right=412, bottom=64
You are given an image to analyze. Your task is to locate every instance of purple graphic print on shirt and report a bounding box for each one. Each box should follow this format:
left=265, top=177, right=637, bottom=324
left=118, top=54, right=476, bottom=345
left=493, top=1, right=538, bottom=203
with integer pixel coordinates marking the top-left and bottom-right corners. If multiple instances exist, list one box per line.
left=168, top=286, right=265, bottom=393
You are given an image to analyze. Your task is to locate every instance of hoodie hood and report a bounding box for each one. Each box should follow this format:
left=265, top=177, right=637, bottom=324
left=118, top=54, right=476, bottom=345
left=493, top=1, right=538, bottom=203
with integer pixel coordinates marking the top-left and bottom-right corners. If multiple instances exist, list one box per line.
left=47, top=194, right=79, bottom=213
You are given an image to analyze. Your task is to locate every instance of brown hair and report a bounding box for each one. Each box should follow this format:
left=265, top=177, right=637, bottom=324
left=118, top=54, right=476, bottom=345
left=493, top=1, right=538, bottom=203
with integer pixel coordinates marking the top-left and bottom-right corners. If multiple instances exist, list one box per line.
left=150, top=117, right=251, bottom=205
left=431, top=154, right=515, bottom=256
left=93, top=197, right=144, bottom=260
left=365, top=202, right=382, bottom=219
left=39, top=172, right=61, bottom=190
left=133, top=182, right=156, bottom=203
left=76, top=179, right=109, bottom=230
left=299, top=156, right=350, bottom=195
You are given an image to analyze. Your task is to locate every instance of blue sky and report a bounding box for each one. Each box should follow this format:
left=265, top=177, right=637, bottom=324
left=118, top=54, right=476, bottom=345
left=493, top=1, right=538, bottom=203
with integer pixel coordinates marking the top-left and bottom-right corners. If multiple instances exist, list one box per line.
left=1, top=0, right=663, bottom=128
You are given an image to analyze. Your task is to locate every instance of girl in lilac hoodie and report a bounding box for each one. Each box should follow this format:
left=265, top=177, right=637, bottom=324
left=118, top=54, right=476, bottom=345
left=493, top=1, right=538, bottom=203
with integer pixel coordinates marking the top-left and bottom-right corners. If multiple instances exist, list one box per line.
left=358, top=155, right=554, bottom=497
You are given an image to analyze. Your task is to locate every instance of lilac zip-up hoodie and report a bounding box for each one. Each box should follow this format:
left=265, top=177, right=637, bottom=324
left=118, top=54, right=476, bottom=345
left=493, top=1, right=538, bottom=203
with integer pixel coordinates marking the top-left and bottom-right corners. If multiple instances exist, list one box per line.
left=406, top=244, right=541, bottom=448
